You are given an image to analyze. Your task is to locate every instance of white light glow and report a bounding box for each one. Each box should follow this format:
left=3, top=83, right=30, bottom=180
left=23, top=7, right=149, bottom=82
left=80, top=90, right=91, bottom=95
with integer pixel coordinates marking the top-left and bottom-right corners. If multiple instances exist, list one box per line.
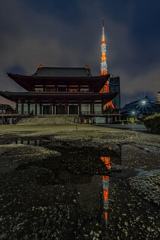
left=131, top=111, right=136, bottom=115
left=141, top=100, right=147, bottom=106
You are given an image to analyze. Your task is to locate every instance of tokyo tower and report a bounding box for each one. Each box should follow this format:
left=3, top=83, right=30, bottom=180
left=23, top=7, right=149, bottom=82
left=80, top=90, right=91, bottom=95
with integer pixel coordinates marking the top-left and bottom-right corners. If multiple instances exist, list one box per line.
left=100, top=19, right=114, bottom=109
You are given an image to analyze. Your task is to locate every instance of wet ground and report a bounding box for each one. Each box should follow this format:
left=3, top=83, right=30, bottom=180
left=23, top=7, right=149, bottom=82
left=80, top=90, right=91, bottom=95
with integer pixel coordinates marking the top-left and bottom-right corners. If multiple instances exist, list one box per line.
left=0, top=125, right=160, bottom=239
left=96, top=123, right=147, bottom=132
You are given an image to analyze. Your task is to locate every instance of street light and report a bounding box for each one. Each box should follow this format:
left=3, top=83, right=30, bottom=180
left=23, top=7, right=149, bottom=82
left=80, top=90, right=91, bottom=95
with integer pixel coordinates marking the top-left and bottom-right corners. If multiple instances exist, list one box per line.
left=139, top=98, right=148, bottom=117
left=131, top=111, right=136, bottom=115
left=129, top=110, right=137, bottom=123
left=141, top=100, right=147, bottom=106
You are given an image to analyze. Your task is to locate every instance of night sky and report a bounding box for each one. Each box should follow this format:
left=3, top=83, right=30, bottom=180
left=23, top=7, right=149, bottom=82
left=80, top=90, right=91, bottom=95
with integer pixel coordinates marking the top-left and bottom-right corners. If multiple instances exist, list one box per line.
left=0, top=0, right=160, bottom=107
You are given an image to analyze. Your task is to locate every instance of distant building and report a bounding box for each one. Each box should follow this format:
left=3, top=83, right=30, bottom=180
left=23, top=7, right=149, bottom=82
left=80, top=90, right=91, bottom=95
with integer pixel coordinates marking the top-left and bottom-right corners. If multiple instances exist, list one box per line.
left=109, top=77, right=120, bottom=110
left=0, top=104, right=14, bottom=113
left=121, top=96, right=160, bottom=120
left=157, top=92, right=160, bottom=103
left=0, top=104, right=15, bottom=124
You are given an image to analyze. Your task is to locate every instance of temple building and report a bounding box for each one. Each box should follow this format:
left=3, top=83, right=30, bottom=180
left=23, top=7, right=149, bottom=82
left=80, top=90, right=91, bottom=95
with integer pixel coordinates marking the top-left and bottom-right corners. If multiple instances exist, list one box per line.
left=0, top=65, right=120, bottom=123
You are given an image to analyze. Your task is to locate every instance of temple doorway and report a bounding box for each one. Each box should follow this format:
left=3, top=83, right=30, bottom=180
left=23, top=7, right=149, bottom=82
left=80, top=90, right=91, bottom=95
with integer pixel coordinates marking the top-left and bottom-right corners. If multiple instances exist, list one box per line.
left=43, top=105, right=50, bottom=114
left=56, top=105, right=65, bottom=114
left=69, top=106, right=78, bottom=114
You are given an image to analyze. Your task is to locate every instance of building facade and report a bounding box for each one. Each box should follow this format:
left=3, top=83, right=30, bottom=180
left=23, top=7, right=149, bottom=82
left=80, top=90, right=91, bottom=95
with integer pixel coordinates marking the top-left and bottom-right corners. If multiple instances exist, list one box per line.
left=109, top=77, right=121, bottom=109
left=157, top=92, right=160, bottom=103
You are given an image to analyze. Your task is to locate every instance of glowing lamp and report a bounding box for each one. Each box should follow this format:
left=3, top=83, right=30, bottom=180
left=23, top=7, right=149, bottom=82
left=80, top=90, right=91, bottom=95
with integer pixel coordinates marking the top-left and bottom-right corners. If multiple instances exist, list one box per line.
left=131, top=111, right=136, bottom=115
left=85, top=65, right=89, bottom=69
left=141, top=100, right=147, bottom=106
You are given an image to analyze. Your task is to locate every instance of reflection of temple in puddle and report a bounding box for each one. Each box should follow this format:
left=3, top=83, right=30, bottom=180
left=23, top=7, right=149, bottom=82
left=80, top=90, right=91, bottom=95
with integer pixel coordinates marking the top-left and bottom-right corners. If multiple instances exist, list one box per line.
left=13, top=139, right=40, bottom=146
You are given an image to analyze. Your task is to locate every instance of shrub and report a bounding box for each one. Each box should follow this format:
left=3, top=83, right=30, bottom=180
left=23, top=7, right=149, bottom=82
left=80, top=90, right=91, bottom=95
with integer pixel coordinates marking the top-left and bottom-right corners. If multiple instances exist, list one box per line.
left=144, top=113, right=160, bottom=133
left=121, top=120, right=128, bottom=124
left=112, top=120, right=128, bottom=124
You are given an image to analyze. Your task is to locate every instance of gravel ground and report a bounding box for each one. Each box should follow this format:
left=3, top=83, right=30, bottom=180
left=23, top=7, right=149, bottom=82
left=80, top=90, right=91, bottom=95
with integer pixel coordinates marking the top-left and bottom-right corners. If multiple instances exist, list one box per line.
left=0, top=124, right=160, bottom=240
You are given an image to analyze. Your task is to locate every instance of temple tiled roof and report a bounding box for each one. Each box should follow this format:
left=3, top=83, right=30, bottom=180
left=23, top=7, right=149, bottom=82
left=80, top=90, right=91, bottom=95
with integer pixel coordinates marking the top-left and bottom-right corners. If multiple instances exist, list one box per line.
left=7, top=72, right=110, bottom=92
left=0, top=91, right=118, bottom=104
left=32, top=67, right=92, bottom=77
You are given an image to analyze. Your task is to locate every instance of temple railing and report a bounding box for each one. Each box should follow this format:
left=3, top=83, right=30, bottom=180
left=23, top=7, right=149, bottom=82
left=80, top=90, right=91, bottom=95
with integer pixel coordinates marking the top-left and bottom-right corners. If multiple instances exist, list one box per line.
left=13, top=112, right=34, bottom=124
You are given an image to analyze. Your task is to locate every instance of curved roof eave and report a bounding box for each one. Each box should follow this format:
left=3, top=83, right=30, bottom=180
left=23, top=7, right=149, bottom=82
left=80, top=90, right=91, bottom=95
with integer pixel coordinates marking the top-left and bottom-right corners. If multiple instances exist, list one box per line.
left=7, top=73, right=110, bottom=92
left=0, top=91, right=118, bottom=103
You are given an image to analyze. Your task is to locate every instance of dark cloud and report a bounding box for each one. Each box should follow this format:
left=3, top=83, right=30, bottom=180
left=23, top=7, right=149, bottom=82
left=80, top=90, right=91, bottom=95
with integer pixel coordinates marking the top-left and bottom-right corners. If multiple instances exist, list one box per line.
left=0, top=0, right=160, bottom=107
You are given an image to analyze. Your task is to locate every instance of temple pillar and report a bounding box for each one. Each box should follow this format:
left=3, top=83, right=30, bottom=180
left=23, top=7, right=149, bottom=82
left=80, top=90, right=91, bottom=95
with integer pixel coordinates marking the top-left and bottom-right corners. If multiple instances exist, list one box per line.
left=91, top=100, right=94, bottom=114
left=65, top=101, right=68, bottom=114
left=28, top=102, right=30, bottom=114
left=52, top=104, right=55, bottom=115
left=90, top=100, right=94, bottom=114
left=21, top=102, right=24, bottom=115
left=50, top=103, right=52, bottom=114
left=16, top=102, right=18, bottom=113
left=40, top=103, right=42, bottom=115
left=90, top=102, right=92, bottom=114
left=79, top=101, right=81, bottom=115
left=35, top=103, right=37, bottom=115
left=2, top=116, right=5, bottom=124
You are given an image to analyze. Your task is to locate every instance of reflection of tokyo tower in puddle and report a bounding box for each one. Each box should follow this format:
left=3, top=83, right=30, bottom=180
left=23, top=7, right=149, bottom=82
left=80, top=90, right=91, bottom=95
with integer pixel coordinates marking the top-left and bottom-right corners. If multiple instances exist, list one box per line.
left=101, top=157, right=111, bottom=226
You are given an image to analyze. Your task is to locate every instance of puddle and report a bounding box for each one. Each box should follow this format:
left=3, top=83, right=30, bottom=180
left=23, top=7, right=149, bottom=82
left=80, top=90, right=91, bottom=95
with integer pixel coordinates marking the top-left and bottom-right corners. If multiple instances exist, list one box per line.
left=1, top=141, right=160, bottom=239
left=15, top=146, right=122, bottom=175
left=15, top=145, right=122, bottom=230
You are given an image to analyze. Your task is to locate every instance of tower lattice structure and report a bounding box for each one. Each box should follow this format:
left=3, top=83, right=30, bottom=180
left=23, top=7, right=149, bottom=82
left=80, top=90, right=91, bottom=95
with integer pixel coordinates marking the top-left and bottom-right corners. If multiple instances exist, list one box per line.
left=100, top=19, right=108, bottom=78
left=100, top=20, right=114, bottom=109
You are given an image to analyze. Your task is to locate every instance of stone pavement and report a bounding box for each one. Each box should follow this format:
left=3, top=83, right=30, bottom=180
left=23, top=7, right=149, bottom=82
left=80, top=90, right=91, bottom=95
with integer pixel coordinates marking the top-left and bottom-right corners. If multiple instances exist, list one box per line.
left=0, top=124, right=160, bottom=239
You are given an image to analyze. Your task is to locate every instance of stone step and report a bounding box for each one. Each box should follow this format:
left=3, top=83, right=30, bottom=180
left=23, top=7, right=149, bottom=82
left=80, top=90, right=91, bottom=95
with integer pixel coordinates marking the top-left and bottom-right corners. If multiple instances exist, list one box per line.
left=17, top=115, right=80, bottom=125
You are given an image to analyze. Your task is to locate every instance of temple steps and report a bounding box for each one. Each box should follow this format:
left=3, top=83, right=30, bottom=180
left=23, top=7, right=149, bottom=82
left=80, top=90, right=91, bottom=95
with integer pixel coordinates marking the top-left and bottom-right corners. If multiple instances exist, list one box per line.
left=16, top=115, right=80, bottom=125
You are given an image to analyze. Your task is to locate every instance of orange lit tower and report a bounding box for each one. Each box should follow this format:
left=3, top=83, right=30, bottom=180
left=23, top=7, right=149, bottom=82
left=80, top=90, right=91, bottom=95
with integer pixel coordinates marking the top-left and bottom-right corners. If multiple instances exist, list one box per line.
left=100, top=19, right=108, bottom=78
left=100, top=19, right=114, bottom=109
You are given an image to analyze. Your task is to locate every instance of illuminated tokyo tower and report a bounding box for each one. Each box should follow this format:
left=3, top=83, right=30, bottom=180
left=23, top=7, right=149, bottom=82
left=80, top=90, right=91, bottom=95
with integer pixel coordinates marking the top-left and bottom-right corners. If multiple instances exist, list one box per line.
left=100, top=19, right=108, bottom=78
left=100, top=19, right=114, bottom=109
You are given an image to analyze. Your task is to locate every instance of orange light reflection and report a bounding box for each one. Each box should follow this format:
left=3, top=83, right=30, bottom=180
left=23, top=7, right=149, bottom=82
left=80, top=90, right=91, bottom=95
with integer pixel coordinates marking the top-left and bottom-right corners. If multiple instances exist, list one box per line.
left=103, top=190, right=109, bottom=200
left=101, top=157, right=111, bottom=169
left=101, top=156, right=111, bottom=227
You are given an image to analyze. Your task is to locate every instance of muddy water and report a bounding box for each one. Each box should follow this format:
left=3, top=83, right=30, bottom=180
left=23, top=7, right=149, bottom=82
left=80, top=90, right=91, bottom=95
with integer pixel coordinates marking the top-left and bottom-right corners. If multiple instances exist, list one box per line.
left=0, top=139, right=160, bottom=239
